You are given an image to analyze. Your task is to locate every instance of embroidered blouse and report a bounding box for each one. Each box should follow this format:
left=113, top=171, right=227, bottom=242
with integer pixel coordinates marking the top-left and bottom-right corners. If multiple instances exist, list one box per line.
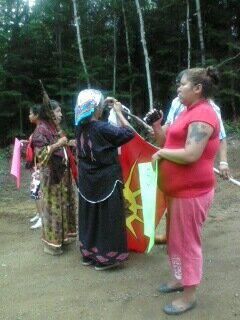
left=31, top=120, right=64, bottom=159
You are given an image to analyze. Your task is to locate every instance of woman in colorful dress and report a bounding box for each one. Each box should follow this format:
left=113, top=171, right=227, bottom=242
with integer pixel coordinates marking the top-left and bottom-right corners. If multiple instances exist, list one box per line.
left=152, top=67, right=220, bottom=315
left=31, top=100, right=77, bottom=255
left=75, top=89, right=135, bottom=270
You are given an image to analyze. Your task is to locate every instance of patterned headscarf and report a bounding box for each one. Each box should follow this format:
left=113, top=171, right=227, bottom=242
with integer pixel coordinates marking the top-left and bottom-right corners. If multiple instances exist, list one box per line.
left=75, top=89, right=103, bottom=126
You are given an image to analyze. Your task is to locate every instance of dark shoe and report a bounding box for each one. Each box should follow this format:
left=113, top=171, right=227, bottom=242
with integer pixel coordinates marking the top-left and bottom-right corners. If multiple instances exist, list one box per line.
left=82, top=257, right=94, bottom=266
left=158, top=283, right=184, bottom=293
left=163, top=301, right=197, bottom=315
left=94, top=262, right=120, bottom=271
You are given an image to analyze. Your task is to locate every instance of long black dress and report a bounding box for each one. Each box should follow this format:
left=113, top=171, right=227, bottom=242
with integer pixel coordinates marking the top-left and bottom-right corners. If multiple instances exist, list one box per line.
left=77, top=120, right=135, bottom=265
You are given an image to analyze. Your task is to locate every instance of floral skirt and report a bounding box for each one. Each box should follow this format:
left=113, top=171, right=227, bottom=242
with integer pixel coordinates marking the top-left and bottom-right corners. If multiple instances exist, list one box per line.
left=41, top=165, right=77, bottom=248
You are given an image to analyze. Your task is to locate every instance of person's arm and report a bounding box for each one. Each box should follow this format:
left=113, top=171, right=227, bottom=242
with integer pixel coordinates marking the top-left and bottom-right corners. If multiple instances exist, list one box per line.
left=100, top=98, right=135, bottom=147
left=218, top=138, right=230, bottom=179
left=68, top=139, right=77, bottom=147
left=112, top=100, right=134, bottom=129
left=152, top=122, right=213, bottom=165
left=20, top=139, right=29, bottom=145
left=48, top=136, right=68, bottom=153
left=210, top=101, right=230, bottom=178
left=149, top=97, right=184, bottom=147
left=151, top=120, right=168, bottom=147
left=34, top=136, right=68, bottom=157
left=144, top=109, right=166, bottom=147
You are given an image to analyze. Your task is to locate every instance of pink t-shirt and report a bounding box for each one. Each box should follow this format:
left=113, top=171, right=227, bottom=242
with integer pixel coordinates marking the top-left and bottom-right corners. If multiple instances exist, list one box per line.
left=159, top=100, right=220, bottom=198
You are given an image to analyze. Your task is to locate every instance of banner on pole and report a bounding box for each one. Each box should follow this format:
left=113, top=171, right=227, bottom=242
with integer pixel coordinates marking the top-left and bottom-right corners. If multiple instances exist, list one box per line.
left=10, top=138, right=21, bottom=189
left=138, top=162, right=158, bottom=253
left=119, top=133, right=166, bottom=253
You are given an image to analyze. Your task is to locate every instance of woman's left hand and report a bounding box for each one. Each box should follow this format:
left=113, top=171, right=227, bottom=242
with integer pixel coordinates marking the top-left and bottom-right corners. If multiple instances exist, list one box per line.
left=219, top=162, right=230, bottom=179
left=57, top=136, right=68, bottom=147
left=20, top=139, right=29, bottom=146
left=68, top=139, right=76, bottom=147
left=47, top=137, right=68, bottom=154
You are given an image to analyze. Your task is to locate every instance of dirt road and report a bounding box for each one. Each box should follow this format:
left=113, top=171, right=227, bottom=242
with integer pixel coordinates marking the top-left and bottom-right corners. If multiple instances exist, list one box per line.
left=0, top=140, right=240, bottom=320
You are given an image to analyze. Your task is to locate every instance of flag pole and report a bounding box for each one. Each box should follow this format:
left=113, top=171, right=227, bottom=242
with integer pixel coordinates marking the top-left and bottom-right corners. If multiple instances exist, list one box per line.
left=122, top=108, right=152, bottom=132
left=214, top=168, right=240, bottom=187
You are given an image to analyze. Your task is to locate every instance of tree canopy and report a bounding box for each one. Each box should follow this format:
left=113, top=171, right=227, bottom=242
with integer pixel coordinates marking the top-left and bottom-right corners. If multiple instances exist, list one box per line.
left=0, top=0, right=239, bottom=145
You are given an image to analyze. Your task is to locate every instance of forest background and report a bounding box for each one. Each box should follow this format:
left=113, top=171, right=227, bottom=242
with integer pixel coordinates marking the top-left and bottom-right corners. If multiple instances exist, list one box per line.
left=0, top=0, right=240, bottom=147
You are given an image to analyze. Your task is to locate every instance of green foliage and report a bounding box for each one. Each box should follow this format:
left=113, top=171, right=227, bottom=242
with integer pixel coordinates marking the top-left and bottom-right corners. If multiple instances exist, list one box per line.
left=224, top=120, right=240, bottom=138
left=0, top=0, right=240, bottom=145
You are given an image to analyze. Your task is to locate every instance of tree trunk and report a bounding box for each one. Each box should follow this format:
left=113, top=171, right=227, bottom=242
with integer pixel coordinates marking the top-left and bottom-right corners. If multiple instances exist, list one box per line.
left=195, top=0, right=205, bottom=66
left=56, top=26, right=63, bottom=104
left=113, top=12, right=117, bottom=96
left=72, top=0, right=90, bottom=88
left=186, top=0, right=191, bottom=69
left=231, top=76, right=237, bottom=122
left=19, top=96, right=23, bottom=135
left=135, top=0, right=153, bottom=111
left=122, top=0, right=133, bottom=109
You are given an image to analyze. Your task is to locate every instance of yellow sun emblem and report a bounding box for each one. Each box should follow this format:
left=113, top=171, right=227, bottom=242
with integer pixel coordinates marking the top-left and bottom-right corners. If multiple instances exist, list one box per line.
left=123, top=161, right=143, bottom=237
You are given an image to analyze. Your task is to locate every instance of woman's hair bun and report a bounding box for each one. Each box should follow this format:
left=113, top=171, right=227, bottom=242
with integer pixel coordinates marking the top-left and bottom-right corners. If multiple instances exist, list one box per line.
left=206, top=66, right=219, bottom=86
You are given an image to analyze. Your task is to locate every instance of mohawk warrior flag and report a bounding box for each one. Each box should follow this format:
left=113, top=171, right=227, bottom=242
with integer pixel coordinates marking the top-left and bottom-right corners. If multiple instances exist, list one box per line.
left=119, top=133, right=166, bottom=253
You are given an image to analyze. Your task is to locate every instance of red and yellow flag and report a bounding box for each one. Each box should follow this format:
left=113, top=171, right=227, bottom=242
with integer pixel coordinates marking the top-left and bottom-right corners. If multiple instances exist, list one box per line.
left=119, top=133, right=166, bottom=253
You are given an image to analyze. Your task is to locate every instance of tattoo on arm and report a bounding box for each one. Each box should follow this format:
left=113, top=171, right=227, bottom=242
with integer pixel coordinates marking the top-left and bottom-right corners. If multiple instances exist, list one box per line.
left=187, top=123, right=208, bottom=144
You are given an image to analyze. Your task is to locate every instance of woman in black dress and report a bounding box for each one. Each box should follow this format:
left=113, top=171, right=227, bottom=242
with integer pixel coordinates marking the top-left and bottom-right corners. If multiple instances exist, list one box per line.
left=75, top=89, right=135, bottom=270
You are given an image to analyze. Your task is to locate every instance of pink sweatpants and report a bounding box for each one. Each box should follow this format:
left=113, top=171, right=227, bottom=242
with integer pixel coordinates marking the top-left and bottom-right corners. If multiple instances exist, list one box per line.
left=167, top=189, right=214, bottom=287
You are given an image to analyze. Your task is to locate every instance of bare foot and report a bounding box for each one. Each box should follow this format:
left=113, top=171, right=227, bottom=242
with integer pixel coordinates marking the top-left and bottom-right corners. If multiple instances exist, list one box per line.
left=171, top=297, right=196, bottom=309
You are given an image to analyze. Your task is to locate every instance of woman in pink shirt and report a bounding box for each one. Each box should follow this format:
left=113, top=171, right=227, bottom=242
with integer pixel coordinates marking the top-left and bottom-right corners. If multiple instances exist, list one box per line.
left=152, top=67, right=220, bottom=315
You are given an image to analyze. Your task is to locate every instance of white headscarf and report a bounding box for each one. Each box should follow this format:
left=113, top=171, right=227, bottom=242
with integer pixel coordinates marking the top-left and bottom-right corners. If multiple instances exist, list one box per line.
left=75, top=89, right=103, bottom=126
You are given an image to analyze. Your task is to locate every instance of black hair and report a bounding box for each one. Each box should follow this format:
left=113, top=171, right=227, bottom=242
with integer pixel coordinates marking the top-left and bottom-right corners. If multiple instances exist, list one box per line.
left=38, top=100, right=61, bottom=123
left=30, top=104, right=42, bottom=116
left=184, top=66, right=219, bottom=98
left=49, top=100, right=61, bottom=110
left=176, top=69, right=188, bottom=85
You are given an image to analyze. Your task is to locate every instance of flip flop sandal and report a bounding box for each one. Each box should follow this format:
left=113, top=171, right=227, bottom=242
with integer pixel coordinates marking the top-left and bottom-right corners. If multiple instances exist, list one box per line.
left=163, top=301, right=197, bottom=315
